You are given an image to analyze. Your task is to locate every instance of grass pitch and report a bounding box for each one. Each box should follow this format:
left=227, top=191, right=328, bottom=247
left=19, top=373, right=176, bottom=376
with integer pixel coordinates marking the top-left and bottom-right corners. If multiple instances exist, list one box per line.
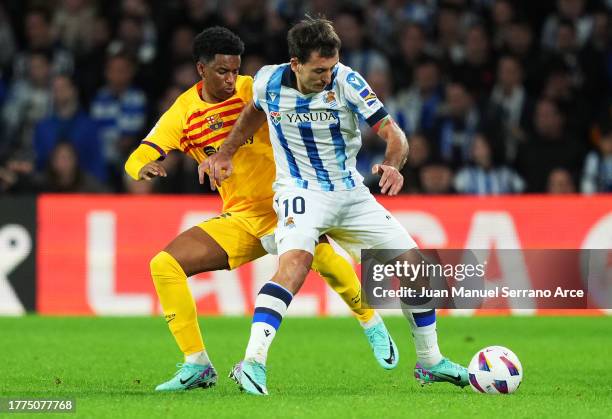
left=0, top=316, right=610, bottom=418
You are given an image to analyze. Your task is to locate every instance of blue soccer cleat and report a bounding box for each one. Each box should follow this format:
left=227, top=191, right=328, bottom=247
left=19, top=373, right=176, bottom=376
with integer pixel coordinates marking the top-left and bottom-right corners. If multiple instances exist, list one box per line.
left=155, top=362, right=217, bottom=391
left=229, top=360, right=268, bottom=396
left=414, top=358, right=469, bottom=387
left=364, top=321, right=399, bottom=370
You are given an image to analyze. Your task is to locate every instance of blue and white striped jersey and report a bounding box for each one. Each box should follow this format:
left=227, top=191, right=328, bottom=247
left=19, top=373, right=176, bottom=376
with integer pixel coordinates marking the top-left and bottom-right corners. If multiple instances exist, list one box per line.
left=253, top=63, right=389, bottom=191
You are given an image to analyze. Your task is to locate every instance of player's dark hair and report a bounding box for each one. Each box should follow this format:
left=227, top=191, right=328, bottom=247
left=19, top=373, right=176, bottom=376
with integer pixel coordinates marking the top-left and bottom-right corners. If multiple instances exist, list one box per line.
left=192, top=26, right=245, bottom=63
left=287, top=17, right=341, bottom=63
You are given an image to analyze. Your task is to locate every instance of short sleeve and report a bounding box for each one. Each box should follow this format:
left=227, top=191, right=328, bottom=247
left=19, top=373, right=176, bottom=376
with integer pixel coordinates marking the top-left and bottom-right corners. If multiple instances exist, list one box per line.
left=340, top=70, right=388, bottom=127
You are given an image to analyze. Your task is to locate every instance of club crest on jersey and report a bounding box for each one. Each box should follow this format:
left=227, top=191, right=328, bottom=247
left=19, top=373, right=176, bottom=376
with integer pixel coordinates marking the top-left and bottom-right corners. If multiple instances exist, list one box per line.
left=346, top=72, right=366, bottom=91
left=324, top=91, right=336, bottom=104
left=206, top=114, right=224, bottom=131
left=270, top=111, right=282, bottom=125
left=284, top=216, right=295, bottom=228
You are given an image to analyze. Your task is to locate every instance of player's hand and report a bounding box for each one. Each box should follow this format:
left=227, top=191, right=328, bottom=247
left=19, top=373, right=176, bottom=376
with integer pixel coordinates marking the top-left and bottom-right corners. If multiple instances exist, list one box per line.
left=372, top=164, right=403, bottom=196
left=198, top=150, right=234, bottom=191
left=138, top=162, right=167, bottom=181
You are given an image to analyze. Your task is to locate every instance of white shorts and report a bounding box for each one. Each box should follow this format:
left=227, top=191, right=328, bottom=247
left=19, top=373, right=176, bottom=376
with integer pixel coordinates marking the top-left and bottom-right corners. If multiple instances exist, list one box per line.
left=268, top=185, right=417, bottom=261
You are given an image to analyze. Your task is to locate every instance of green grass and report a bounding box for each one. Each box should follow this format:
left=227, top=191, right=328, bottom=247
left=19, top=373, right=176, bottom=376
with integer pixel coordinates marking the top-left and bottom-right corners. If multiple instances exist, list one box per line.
left=0, top=316, right=611, bottom=418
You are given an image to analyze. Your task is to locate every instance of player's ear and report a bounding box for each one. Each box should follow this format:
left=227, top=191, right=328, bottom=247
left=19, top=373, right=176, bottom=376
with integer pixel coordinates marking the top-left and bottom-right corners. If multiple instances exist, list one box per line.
left=196, top=61, right=206, bottom=79
left=290, top=58, right=300, bottom=73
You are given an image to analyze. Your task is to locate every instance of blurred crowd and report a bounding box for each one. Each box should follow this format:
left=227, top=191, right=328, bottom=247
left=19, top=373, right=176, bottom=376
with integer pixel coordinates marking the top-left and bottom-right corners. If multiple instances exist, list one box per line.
left=0, top=0, right=611, bottom=196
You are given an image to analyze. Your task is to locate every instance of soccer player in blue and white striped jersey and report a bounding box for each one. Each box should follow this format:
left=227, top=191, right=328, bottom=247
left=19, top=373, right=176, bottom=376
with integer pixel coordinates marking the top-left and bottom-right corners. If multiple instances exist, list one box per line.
left=203, top=17, right=469, bottom=395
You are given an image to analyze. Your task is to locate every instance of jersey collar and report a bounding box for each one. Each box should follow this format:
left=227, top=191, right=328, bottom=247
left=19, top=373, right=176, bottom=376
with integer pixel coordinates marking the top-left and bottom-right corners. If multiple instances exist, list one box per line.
left=280, top=64, right=338, bottom=94
left=281, top=65, right=297, bottom=89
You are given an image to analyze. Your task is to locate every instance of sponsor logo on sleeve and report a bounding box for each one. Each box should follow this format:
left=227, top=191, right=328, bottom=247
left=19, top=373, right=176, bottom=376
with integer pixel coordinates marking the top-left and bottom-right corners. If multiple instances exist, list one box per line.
left=346, top=72, right=366, bottom=90
left=359, top=88, right=378, bottom=106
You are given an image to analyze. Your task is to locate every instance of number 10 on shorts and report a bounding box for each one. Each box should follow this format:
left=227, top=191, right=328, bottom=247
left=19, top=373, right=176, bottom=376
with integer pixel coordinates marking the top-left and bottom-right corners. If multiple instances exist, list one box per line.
left=281, top=196, right=305, bottom=217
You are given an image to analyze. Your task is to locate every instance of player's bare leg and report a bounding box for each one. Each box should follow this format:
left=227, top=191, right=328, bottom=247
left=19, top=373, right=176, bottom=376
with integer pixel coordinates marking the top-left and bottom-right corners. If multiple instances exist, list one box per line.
left=230, top=250, right=312, bottom=395
left=150, top=226, right=228, bottom=391
left=271, top=250, right=313, bottom=293
left=164, top=226, right=230, bottom=275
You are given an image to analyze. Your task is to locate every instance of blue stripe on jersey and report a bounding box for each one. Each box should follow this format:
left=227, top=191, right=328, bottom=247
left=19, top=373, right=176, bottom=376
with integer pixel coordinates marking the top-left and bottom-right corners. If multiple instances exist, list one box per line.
left=296, top=96, right=334, bottom=191
left=347, top=101, right=364, bottom=123
left=267, top=66, right=306, bottom=188
left=323, top=65, right=339, bottom=90
left=329, top=112, right=356, bottom=189
left=295, top=96, right=310, bottom=113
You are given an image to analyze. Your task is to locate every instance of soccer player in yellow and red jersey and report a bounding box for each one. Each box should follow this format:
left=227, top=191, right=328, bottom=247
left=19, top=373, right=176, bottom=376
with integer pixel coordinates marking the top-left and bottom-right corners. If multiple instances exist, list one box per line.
left=125, top=27, right=399, bottom=392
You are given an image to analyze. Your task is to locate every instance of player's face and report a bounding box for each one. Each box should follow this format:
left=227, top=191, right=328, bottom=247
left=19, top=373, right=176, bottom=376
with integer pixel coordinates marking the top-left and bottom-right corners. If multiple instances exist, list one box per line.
left=198, top=54, right=241, bottom=102
left=291, top=51, right=339, bottom=94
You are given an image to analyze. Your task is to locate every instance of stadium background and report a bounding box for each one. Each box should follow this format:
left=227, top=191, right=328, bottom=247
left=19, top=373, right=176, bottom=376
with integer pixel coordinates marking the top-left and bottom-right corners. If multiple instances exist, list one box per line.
left=0, top=2, right=611, bottom=418
left=0, top=0, right=610, bottom=316
left=0, top=0, right=611, bottom=195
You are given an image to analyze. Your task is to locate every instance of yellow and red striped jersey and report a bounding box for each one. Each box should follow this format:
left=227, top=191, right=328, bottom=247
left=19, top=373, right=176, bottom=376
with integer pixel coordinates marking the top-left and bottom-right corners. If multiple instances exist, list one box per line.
left=125, top=76, right=275, bottom=215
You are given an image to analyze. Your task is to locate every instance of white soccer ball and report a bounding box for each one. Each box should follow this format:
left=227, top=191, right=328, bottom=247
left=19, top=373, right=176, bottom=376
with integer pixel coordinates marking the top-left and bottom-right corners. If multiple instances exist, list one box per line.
left=468, top=346, right=523, bottom=394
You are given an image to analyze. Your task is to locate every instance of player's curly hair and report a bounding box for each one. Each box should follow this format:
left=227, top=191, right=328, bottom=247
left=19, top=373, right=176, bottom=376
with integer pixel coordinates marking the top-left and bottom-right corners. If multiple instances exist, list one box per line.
left=287, top=17, right=341, bottom=63
left=192, top=26, right=245, bottom=63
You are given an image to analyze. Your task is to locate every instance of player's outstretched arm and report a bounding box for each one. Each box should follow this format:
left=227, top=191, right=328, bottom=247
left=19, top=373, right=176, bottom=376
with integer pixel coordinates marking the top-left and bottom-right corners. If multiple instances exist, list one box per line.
left=198, top=101, right=267, bottom=190
left=371, top=116, right=409, bottom=196
left=125, top=144, right=167, bottom=181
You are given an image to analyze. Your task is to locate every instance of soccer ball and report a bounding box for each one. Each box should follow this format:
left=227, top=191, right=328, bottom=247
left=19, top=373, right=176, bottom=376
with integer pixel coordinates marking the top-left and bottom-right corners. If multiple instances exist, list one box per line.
left=468, top=346, right=523, bottom=394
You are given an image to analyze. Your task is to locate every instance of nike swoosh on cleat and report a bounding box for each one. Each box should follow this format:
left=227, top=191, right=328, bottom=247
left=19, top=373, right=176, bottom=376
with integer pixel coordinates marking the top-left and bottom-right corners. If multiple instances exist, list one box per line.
left=383, top=338, right=395, bottom=364
left=179, top=373, right=197, bottom=385
left=436, top=372, right=462, bottom=382
left=243, top=371, right=265, bottom=394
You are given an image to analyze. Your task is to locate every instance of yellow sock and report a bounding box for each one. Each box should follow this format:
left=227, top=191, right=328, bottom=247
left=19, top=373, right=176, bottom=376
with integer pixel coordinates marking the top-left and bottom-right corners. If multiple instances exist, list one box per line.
left=150, top=251, right=204, bottom=356
left=312, top=243, right=375, bottom=323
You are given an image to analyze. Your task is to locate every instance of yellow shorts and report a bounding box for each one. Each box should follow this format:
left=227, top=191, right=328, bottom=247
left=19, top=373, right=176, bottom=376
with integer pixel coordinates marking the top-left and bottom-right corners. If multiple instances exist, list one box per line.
left=197, top=210, right=277, bottom=269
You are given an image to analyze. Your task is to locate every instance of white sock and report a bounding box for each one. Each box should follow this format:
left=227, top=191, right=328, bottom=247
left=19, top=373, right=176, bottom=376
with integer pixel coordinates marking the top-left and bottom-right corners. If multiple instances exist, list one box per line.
left=185, top=350, right=211, bottom=366
left=245, top=322, right=277, bottom=364
left=359, top=311, right=383, bottom=329
left=244, top=281, right=293, bottom=365
left=403, top=308, right=443, bottom=367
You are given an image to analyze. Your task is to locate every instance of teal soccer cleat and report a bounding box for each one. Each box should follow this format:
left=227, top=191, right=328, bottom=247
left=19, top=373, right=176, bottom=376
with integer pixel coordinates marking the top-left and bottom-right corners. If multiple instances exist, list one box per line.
left=155, top=362, right=217, bottom=391
left=414, top=358, right=469, bottom=387
left=364, top=321, right=399, bottom=370
left=229, top=360, right=268, bottom=396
